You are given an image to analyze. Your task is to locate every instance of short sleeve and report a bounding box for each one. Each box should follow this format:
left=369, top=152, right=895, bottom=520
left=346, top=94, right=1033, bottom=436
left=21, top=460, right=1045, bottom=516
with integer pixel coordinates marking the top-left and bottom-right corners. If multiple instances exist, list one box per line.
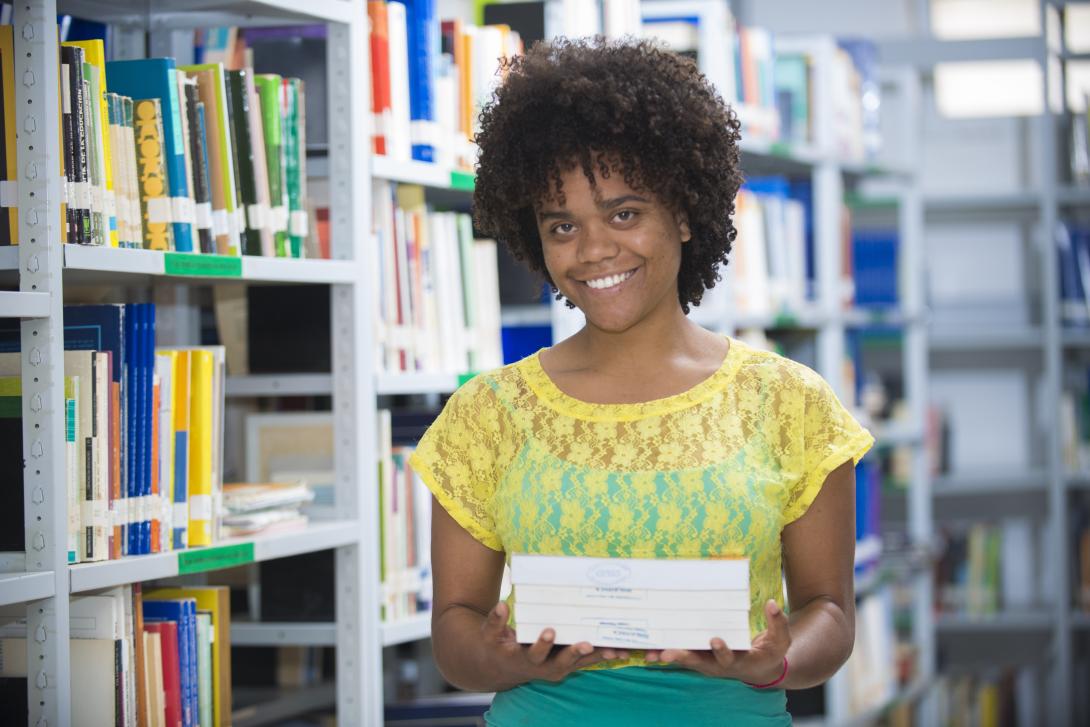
left=782, top=368, right=875, bottom=525
left=408, top=375, right=507, bottom=551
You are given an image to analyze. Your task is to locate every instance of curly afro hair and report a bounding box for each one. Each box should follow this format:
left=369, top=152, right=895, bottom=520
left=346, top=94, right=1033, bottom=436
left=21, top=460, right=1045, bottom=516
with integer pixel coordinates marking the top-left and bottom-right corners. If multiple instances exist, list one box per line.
left=472, top=36, right=743, bottom=313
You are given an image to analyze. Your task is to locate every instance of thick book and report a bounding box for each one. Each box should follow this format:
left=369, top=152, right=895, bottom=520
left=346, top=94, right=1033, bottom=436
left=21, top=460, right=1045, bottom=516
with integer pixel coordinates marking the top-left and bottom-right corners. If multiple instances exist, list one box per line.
left=132, top=99, right=174, bottom=251
left=170, top=350, right=191, bottom=549
left=107, top=58, right=195, bottom=252
left=60, top=45, right=92, bottom=244
left=253, top=74, right=287, bottom=256
left=397, top=0, right=437, bottom=163
left=155, top=351, right=177, bottom=553
left=243, top=69, right=274, bottom=256
left=144, top=621, right=182, bottom=727
left=181, top=76, right=214, bottom=253
left=67, top=40, right=118, bottom=247
left=144, top=598, right=196, bottom=727
left=282, top=78, right=306, bottom=257
left=181, top=63, right=240, bottom=255
left=225, top=70, right=262, bottom=256
left=185, top=348, right=217, bottom=546
left=0, top=25, right=17, bottom=245
left=369, top=1, right=393, bottom=156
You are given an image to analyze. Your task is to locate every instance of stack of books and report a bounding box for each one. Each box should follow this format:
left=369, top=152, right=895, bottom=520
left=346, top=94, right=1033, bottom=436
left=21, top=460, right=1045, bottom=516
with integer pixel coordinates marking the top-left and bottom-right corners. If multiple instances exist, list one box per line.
left=0, top=585, right=231, bottom=727
left=0, top=30, right=311, bottom=256
left=371, top=181, right=503, bottom=375
left=0, top=305, right=227, bottom=563
left=221, top=481, right=314, bottom=537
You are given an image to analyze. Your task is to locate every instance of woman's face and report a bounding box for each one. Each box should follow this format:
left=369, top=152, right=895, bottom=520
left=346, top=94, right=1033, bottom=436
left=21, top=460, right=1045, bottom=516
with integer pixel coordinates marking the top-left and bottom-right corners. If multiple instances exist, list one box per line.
left=535, top=163, right=691, bottom=335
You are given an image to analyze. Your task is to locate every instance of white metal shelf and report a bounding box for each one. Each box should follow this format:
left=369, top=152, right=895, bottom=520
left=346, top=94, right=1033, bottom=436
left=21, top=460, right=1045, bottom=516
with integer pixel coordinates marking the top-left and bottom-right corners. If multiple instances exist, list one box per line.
left=0, top=570, right=55, bottom=606
left=930, top=327, right=1045, bottom=351
left=381, top=612, right=432, bottom=646
left=0, top=290, right=51, bottom=318
left=56, top=0, right=357, bottom=27
left=371, top=155, right=474, bottom=191
left=1058, top=186, right=1090, bottom=206
left=935, top=610, right=1054, bottom=633
left=932, top=470, right=1048, bottom=496
left=2, top=245, right=358, bottom=284
left=69, top=520, right=359, bottom=593
left=226, top=374, right=334, bottom=397
left=923, top=192, right=1041, bottom=215
left=501, top=304, right=553, bottom=327
left=233, top=622, right=337, bottom=646
left=233, top=682, right=337, bottom=727
left=376, top=371, right=461, bottom=396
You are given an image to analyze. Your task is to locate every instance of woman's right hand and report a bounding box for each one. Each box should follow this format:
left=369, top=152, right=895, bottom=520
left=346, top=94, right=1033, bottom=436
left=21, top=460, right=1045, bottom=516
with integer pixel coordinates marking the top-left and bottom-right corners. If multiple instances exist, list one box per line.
left=480, top=601, right=626, bottom=688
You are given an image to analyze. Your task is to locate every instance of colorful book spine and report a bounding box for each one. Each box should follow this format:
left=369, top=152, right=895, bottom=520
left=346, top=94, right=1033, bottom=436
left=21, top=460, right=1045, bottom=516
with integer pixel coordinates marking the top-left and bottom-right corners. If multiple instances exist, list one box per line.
left=225, top=69, right=262, bottom=256
left=182, top=76, right=215, bottom=254
left=187, top=349, right=214, bottom=547
left=66, top=40, right=118, bottom=247
left=172, top=350, right=191, bottom=550
left=0, top=25, right=18, bottom=245
left=369, top=1, right=392, bottom=156
left=132, top=99, right=174, bottom=251
left=254, top=74, right=286, bottom=257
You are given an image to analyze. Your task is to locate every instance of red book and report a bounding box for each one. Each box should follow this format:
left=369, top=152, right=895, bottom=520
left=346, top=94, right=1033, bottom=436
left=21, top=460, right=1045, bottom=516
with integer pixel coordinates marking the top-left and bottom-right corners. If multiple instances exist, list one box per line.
left=144, top=621, right=182, bottom=727
left=368, top=0, right=392, bottom=155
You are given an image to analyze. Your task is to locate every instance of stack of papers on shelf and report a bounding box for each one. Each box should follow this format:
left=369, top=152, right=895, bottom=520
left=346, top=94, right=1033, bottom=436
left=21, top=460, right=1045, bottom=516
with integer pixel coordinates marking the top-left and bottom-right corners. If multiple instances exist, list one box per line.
left=511, top=555, right=751, bottom=650
left=221, top=481, right=314, bottom=537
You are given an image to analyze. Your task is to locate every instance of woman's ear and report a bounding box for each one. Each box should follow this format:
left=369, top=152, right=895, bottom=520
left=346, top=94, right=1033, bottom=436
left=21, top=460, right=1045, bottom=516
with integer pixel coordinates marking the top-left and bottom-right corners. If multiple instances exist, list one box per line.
left=676, top=211, right=691, bottom=243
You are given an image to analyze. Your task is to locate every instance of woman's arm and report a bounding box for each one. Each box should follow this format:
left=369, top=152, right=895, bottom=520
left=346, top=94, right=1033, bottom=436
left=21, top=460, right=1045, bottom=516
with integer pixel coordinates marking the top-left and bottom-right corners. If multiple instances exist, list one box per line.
left=430, top=498, right=608, bottom=691
left=778, top=458, right=857, bottom=689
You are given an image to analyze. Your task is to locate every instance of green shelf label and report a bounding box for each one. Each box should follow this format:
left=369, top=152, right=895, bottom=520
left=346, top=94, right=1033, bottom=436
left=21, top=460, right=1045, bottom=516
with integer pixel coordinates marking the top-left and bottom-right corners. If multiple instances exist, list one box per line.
left=178, top=542, right=254, bottom=574
left=768, top=142, right=792, bottom=158
left=164, top=252, right=242, bottom=278
left=449, top=170, right=476, bottom=191
left=456, top=372, right=478, bottom=388
left=772, top=312, right=798, bottom=328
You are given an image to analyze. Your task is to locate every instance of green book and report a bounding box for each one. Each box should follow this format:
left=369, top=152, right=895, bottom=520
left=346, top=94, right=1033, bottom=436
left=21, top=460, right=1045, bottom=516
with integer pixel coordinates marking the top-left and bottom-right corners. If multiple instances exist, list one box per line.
left=254, top=74, right=286, bottom=257
left=225, top=70, right=261, bottom=256
left=81, top=64, right=106, bottom=245
left=282, top=78, right=304, bottom=258
left=195, top=611, right=213, bottom=727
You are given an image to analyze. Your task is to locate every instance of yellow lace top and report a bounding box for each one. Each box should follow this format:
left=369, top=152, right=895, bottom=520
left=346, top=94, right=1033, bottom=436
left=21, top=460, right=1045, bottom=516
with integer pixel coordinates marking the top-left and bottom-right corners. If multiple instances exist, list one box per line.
left=408, top=336, right=873, bottom=670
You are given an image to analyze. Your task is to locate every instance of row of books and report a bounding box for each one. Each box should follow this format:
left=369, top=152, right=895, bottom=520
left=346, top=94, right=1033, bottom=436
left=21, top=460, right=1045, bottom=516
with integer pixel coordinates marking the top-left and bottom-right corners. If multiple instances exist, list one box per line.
left=0, top=30, right=310, bottom=257
left=640, top=4, right=880, bottom=161
left=932, top=667, right=1041, bottom=727
left=377, top=409, right=433, bottom=622
left=1075, top=504, right=1090, bottom=612
left=221, top=481, right=314, bottom=538
left=1060, top=380, right=1090, bottom=473
left=1057, top=222, right=1090, bottom=327
left=934, top=519, right=1042, bottom=618
left=0, top=584, right=232, bottom=727
left=368, top=0, right=523, bottom=170
left=372, top=180, right=503, bottom=376
left=0, top=304, right=226, bottom=561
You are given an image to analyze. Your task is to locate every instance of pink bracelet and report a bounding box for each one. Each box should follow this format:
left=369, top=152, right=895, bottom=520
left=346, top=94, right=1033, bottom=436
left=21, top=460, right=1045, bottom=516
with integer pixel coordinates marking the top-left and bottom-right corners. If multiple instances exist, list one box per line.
left=744, top=657, right=788, bottom=689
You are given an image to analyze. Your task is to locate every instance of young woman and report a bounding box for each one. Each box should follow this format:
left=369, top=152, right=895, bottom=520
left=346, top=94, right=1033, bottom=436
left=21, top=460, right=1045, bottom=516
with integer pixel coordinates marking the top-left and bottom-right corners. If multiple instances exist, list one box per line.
left=408, top=37, right=873, bottom=726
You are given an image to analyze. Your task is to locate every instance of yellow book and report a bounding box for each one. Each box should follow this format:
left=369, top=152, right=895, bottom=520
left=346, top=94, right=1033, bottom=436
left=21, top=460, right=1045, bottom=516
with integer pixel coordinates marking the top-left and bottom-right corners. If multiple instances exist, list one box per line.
left=0, top=26, right=16, bottom=244
left=171, top=350, right=191, bottom=550
left=144, top=586, right=231, bottom=727
left=133, top=98, right=173, bottom=251
left=187, top=348, right=214, bottom=546
left=63, top=39, right=117, bottom=247
left=154, top=350, right=177, bottom=553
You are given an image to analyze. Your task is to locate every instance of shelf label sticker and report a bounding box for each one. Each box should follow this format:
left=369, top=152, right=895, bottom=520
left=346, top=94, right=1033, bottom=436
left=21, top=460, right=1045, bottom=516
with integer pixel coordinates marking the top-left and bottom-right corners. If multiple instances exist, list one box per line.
left=449, top=170, right=475, bottom=191
left=768, top=142, right=792, bottom=158
left=178, top=542, right=255, bottom=574
left=164, top=252, right=242, bottom=278
left=456, top=372, right=478, bottom=388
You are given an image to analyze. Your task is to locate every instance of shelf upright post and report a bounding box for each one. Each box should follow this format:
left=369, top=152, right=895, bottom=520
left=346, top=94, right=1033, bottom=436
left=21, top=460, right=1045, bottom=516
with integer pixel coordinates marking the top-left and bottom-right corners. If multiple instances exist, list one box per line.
left=327, top=7, right=383, bottom=725
left=892, top=64, right=939, bottom=727
left=14, top=0, right=70, bottom=724
left=1039, top=1, right=1070, bottom=722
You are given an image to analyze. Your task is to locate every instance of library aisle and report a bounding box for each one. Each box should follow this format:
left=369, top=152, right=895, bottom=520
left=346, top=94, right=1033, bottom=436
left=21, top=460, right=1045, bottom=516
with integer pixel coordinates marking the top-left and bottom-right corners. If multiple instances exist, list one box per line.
left=0, top=0, right=1087, bottom=726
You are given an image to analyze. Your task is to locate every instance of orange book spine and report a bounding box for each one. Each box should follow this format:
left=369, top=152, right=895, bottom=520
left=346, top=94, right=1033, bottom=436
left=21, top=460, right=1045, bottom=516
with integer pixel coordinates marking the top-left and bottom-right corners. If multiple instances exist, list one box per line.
left=368, top=1, right=392, bottom=155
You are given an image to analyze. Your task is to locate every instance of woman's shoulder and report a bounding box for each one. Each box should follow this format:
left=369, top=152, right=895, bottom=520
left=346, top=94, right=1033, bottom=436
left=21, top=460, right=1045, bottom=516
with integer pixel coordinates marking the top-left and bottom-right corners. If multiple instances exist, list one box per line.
left=445, top=353, right=538, bottom=406
left=731, top=338, right=825, bottom=391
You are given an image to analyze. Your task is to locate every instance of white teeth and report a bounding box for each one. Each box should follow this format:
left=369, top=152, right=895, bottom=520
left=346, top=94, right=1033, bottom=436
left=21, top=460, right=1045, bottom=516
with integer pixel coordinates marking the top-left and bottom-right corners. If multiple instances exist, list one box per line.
left=585, top=270, right=633, bottom=290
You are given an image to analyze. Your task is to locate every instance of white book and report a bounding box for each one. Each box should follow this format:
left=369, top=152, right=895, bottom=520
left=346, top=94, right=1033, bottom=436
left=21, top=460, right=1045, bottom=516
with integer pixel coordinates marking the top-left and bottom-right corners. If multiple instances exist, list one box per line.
left=517, top=603, right=749, bottom=630
left=517, top=623, right=751, bottom=651
left=386, top=0, right=413, bottom=162
left=511, top=554, right=748, bottom=590
left=154, top=352, right=175, bottom=553
left=514, top=584, right=750, bottom=611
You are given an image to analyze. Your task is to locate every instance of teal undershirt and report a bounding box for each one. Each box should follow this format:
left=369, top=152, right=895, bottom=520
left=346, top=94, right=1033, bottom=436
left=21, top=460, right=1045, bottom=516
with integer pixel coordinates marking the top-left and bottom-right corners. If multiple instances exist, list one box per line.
left=485, top=666, right=791, bottom=726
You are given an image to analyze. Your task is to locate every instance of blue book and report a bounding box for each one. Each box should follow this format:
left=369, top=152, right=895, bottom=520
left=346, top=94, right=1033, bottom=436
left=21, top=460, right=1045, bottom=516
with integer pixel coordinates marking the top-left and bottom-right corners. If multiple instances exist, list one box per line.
left=394, top=0, right=437, bottom=162
left=124, top=304, right=141, bottom=555
left=852, top=229, right=898, bottom=307
left=144, top=598, right=197, bottom=727
left=106, top=58, right=195, bottom=252
left=139, top=303, right=156, bottom=554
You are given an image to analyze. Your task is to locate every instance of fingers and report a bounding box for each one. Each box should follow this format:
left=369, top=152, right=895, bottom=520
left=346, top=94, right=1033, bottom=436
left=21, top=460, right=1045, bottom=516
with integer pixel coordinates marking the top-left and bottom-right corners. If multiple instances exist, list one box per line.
left=524, top=628, right=556, bottom=665
left=710, top=637, right=737, bottom=670
left=764, top=599, right=791, bottom=649
left=558, top=641, right=595, bottom=671
left=483, top=601, right=509, bottom=637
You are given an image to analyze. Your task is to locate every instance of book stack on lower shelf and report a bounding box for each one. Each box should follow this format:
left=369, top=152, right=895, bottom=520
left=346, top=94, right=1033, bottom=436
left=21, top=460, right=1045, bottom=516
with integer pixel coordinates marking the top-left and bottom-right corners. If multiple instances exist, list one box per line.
left=0, top=304, right=228, bottom=563
left=0, top=584, right=231, bottom=727
left=932, top=667, right=1042, bottom=727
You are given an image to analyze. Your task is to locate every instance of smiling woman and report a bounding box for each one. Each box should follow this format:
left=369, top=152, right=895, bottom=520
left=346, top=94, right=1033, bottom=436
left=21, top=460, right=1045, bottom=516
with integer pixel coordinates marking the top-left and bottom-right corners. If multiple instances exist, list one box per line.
left=407, top=36, right=872, bottom=727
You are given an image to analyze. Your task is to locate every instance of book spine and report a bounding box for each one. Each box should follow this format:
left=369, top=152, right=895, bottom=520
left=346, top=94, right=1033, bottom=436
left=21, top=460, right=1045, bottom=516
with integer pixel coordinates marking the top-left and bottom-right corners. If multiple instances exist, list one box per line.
left=369, top=1, right=392, bottom=156
left=183, top=79, right=214, bottom=254
left=133, top=99, right=175, bottom=251
left=79, top=66, right=104, bottom=246
left=254, top=76, right=286, bottom=257
left=187, top=350, right=214, bottom=547
left=226, top=70, right=262, bottom=256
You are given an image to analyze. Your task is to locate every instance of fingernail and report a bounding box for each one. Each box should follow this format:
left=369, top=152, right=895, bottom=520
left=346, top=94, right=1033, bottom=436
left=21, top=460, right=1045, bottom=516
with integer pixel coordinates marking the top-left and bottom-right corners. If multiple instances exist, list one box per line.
left=579, top=643, right=592, bottom=655
left=543, top=630, right=554, bottom=643
left=769, top=601, right=781, bottom=615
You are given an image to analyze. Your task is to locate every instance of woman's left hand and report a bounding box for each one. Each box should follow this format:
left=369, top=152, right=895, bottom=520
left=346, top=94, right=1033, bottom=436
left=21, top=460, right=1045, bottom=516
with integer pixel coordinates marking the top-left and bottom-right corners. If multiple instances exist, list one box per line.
left=644, top=599, right=790, bottom=685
